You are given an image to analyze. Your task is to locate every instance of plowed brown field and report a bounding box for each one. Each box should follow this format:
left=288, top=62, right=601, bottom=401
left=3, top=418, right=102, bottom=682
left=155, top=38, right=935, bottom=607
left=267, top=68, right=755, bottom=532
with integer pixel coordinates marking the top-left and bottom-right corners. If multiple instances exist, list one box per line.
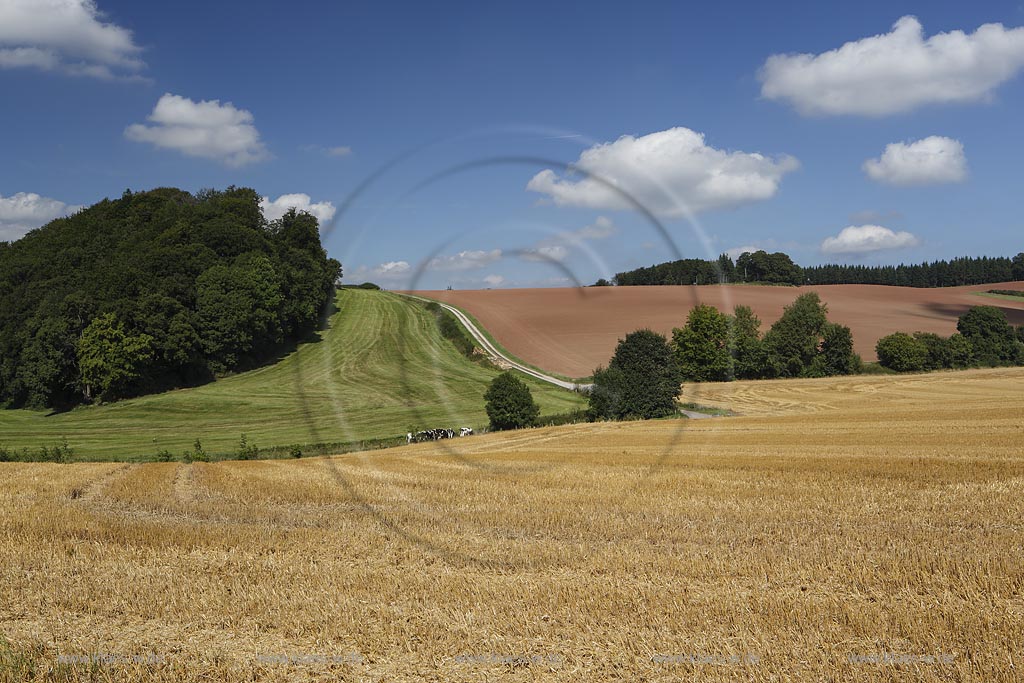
left=415, top=282, right=1024, bottom=377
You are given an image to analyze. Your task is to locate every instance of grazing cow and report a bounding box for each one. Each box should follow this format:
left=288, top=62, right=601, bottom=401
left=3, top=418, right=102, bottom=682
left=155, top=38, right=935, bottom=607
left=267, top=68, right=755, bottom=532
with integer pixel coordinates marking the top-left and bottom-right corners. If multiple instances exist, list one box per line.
left=409, top=428, right=457, bottom=443
left=459, top=427, right=473, bottom=437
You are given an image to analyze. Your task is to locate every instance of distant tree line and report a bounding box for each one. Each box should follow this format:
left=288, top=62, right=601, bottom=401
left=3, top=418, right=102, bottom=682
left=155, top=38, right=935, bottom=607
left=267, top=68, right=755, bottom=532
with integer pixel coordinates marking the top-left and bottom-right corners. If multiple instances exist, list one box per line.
left=586, top=295, right=1024, bottom=422
left=0, top=187, right=341, bottom=409
left=610, top=251, right=1024, bottom=288
left=587, top=293, right=859, bottom=420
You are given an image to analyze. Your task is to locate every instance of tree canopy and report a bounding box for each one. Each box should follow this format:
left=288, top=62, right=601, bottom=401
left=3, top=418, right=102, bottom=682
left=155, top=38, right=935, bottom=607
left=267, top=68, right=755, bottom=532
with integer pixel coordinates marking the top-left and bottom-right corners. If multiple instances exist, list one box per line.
left=610, top=251, right=1023, bottom=288
left=672, top=304, right=732, bottom=381
left=0, top=187, right=341, bottom=408
left=956, top=305, right=1022, bottom=366
left=484, top=371, right=540, bottom=430
left=589, top=329, right=682, bottom=420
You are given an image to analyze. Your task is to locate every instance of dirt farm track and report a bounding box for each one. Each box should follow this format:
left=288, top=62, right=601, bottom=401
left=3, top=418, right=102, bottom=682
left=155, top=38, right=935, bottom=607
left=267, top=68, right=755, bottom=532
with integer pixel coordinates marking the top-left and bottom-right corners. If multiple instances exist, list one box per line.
left=416, top=282, right=1024, bottom=378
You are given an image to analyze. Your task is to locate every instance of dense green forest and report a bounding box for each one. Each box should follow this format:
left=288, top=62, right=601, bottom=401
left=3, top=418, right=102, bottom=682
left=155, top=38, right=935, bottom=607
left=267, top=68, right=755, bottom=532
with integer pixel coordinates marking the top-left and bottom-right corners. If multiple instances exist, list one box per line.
left=0, top=187, right=341, bottom=410
left=609, top=251, right=1024, bottom=287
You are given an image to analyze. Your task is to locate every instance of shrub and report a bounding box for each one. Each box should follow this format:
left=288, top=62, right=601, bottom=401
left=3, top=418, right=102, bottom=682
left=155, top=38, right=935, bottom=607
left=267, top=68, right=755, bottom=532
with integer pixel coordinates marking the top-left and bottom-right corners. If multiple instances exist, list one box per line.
left=911, top=332, right=974, bottom=370
left=589, top=329, right=682, bottom=420
left=289, top=445, right=303, bottom=459
left=425, top=303, right=476, bottom=358
left=859, top=361, right=897, bottom=375
left=537, top=409, right=589, bottom=427
left=815, top=322, right=860, bottom=376
left=876, top=332, right=930, bottom=372
left=237, top=433, right=259, bottom=460
left=185, top=438, right=208, bottom=463
left=484, top=372, right=540, bottom=430
left=587, top=364, right=628, bottom=420
left=957, top=306, right=1019, bottom=366
left=155, top=449, right=174, bottom=462
left=946, top=333, right=976, bottom=369
left=912, top=332, right=952, bottom=370
left=34, top=437, right=73, bottom=463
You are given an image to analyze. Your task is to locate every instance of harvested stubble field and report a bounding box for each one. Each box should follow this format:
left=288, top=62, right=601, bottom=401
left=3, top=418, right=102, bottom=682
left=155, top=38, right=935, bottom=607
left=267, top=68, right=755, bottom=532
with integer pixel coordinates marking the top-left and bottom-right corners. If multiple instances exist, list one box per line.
left=416, top=281, right=1024, bottom=378
left=2, top=368, right=1023, bottom=682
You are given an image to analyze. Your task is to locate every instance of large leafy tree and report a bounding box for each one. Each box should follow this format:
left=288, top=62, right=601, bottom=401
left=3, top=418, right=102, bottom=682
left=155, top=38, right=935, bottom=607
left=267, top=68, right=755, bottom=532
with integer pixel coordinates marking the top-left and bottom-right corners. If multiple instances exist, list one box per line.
left=957, top=306, right=1021, bottom=366
left=729, top=305, right=765, bottom=380
left=197, top=255, right=284, bottom=371
left=672, top=304, right=732, bottom=381
left=762, top=293, right=829, bottom=378
left=589, top=329, right=682, bottom=420
left=484, top=371, right=540, bottom=431
left=77, top=313, right=155, bottom=402
left=815, top=322, right=860, bottom=376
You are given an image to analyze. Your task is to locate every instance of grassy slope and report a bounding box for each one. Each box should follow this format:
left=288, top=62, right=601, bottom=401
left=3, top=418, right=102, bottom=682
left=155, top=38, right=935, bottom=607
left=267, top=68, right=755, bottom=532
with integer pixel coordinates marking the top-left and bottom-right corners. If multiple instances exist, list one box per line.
left=975, top=291, right=1024, bottom=302
left=409, top=294, right=589, bottom=383
left=0, top=289, right=584, bottom=461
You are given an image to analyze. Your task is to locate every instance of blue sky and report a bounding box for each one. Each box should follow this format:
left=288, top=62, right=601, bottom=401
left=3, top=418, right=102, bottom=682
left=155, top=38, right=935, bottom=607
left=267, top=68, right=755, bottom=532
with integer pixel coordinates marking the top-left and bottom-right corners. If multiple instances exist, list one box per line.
left=2, top=0, right=1023, bottom=289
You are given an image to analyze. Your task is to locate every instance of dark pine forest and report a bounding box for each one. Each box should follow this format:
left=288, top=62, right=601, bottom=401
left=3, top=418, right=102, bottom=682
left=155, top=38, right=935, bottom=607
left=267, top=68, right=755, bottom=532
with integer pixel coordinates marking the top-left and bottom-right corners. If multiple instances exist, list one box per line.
left=609, top=250, right=1024, bottom=288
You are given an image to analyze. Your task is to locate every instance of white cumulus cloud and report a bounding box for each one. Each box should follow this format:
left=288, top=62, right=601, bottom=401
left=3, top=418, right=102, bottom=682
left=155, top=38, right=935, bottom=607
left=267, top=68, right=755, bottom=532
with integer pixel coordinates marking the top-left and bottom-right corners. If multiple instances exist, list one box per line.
left=520, top=245, right=569, bottom=263
left=125, top=93, right=269, bottom=167
left=519, top=216, right=617, bottom=263
left=427, top=249, right=503, bottom=271
left=483, top=274, right=505, bottom=287
left=0, top=0, right=145, bottom=80
left=326, top=146, right=352, bottom=157
left=725, top=245, right=761, bottom=260
left=821, top=225, right=921, bottom=255
left=259, top=193, right=336, bottom=224
left=863, top=136, right=967, bottom=186
left=563, top=215, right=617, bottom=244
left=760, top=16, right=1024, bottom=116
left=527, top=127, right=798, bottom=217
left=347, top=260, right=411, bottom=285
left=373, top=261, right=410, bottom=276
left=0, top=192, right=82, bottom=241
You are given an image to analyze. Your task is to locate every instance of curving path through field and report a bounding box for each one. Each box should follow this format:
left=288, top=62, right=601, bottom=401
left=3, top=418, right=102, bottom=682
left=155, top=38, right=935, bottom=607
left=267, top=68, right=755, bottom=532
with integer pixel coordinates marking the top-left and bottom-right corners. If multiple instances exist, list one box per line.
left=400, top=293, right=718, bottom=418
left=399, top=293, right=591, bottom=391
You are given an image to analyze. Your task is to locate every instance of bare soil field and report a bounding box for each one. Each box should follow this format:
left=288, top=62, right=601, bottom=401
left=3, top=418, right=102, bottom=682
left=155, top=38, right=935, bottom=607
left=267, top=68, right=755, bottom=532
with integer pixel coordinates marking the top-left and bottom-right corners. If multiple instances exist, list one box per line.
left=415, top=282, right=1024, bottom=378
left=2, top=367, right=1022, bottom=681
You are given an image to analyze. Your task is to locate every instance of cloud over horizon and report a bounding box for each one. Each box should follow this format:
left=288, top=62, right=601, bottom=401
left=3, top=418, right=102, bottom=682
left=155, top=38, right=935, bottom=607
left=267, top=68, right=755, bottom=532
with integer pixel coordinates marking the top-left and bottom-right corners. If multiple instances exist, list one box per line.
left=125, top=94, right=269, bottom=167
left=0, top=192, right=82, bottom=241
left=863, top=136, right=968, bottom=186
left=759, top=16, right=1024, bottom=116
left=527, top=127, right=798, bottom=217
left=0, top=0, right=146, bottom=80
left=821, top=225, right=921, bottom=255
left=259, top=193, right=337, bottom=224
left=427, top=249, right=503, bottom=271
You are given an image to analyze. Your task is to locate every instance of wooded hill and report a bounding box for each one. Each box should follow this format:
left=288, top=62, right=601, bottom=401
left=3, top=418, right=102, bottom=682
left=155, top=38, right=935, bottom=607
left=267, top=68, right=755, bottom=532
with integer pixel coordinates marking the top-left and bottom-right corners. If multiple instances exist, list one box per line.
left=0, top=187, right=341, bottom=409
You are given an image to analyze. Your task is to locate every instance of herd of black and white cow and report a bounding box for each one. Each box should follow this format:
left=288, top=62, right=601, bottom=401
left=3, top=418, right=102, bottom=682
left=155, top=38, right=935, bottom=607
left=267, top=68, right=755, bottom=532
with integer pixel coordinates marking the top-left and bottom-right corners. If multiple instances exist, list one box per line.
left=406, top=427, right=474, bottom=444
